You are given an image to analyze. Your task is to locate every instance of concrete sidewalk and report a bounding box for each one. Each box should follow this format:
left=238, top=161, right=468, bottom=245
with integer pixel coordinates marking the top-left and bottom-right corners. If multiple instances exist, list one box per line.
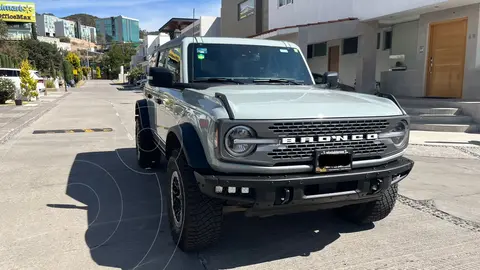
left=410, top=130, right=480, bottom=147
left=0, top=91, right=70, bottom=144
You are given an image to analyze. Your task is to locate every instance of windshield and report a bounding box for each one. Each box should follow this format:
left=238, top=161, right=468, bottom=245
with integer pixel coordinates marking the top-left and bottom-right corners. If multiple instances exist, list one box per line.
left=187, top=43, right=313, bottom=85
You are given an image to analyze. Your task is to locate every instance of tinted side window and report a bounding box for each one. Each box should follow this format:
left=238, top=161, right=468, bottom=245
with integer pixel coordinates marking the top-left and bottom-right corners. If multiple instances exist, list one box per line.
left=149, top=51, right=158, bottom=69
left=165, top=47, right=181, bottom=82
left=0, top=70, right=18, bottom=76
left=157, top=50, right=167, bottom=68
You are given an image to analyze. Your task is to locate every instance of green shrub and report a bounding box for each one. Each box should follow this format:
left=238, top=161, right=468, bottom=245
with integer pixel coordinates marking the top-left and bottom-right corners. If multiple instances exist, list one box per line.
left=46, top=79, right=55, bottom=88
left=0, top=78, right=16, bottom=104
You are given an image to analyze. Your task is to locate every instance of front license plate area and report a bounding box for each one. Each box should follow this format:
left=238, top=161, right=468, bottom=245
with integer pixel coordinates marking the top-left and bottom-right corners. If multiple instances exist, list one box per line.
left=315, top=149, right=352, bottom=173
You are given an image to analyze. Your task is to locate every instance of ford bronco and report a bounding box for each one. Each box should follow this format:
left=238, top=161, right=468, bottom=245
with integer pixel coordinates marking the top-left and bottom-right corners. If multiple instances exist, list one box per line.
left=135, top=37, right=414, bottom=252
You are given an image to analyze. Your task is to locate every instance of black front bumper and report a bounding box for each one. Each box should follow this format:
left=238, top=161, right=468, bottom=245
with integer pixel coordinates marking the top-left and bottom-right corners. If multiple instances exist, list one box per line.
left=194, top=157, right=414, bottom=211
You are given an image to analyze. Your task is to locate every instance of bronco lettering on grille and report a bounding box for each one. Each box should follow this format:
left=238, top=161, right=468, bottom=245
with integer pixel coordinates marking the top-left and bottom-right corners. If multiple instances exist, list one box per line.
left=281, top=134, right=379, bottom=144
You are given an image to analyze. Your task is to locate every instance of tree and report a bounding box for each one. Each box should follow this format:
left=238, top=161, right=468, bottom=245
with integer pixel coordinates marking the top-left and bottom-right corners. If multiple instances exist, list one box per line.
left=20, top=60, right=38, bottom=100
left=18, top=39, right=63, bottom=76
left=139, top=29, right=148, bottom=39
left=0, top=77, right=16, bottom=104
left=0, top=20, right=8, bottom=41
left=66, top=52, right=81, bottom=69
left=96, top=66, right=101, bottom=79
left=62, top=60, right=74, bottom=82
left=101, top=43, right=137, bottom=78
left=31, top=23, right=37, bottom=40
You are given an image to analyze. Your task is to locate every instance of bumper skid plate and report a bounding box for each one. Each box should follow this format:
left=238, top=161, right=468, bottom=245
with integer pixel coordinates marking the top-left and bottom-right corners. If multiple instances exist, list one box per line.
left=195, top=157, right=414, bottom=210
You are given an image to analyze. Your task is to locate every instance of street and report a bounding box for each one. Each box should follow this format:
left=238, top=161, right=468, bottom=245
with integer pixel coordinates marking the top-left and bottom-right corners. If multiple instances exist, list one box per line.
left=1, top=80, right=480, bottom=270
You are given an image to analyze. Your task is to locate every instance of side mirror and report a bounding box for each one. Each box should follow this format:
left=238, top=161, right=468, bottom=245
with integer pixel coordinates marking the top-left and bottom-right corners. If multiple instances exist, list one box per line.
left=322, top=71, right=339, bottom=88
left=148, top=67, right=173, bottom=88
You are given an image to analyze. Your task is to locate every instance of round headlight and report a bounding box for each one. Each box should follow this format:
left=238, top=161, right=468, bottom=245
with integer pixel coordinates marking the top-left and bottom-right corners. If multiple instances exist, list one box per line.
left=390, top=121, right=409, bottom=147
left=224, top=126, right=256, bottom=157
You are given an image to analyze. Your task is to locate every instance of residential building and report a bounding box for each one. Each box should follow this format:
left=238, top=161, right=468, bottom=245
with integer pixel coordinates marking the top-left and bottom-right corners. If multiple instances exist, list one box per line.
left=0, top=1, right=35, bottom=40
left=222, top=0, right=480, bottom=100
left=178, top=16, right=221, bottom=38
left=95, top=16, right=140, bottom=43
left=54, top=19, right=76, bottom=39
left=37, top=36, right=72, bottom=51
left=76, top=23, right=96, bottom=43
left=221, top=0, right=268, bottom=37
left=158, top=18, right=196, bottom=40
left=36, top=13, right=59, bottom=37
left=130, top=33, right=170, bottom=72
left=90, top=27, right=97, bottom=44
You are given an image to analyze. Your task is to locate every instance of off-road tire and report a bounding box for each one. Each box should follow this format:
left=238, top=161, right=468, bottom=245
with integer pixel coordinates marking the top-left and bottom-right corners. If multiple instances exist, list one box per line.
left=135, top=117, right=162, bottom=169
left=336, top=184, right=398, bottom=224
left=167, top=149, right=223, bottom=252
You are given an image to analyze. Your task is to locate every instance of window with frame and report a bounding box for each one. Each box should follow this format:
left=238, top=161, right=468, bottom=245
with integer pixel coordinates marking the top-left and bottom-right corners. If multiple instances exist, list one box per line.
left=384, top=31, right=392, bottom=50
left=307, top=44, right=313, bottom=59
left=278, top=0, right=293, bottom=7
left=342, top=37, right=358, bottom=55
left=149, top=51, right=159, bottom=68
left=376, top=33, right=380, bottom=49
left=165, top=47, right=181, bottom=82
left=313, top=42, right=327, bottom=57
left=238, top=0, right=255, bottom=20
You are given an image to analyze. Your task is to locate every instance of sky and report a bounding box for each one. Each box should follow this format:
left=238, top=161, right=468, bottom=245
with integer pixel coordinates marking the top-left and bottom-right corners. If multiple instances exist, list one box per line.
left=31, top=0, right=221, bottom=31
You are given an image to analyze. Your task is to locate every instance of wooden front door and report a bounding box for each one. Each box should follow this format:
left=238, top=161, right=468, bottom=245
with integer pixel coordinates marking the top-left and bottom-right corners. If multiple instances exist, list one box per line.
left=328, top=46, right=340, bottom=72
left=426, top=18, right=468, bottom=98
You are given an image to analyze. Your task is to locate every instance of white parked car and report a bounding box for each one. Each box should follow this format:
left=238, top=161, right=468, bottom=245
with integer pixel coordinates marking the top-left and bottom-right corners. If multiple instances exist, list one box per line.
left=0, top=68, right=46, bottom=94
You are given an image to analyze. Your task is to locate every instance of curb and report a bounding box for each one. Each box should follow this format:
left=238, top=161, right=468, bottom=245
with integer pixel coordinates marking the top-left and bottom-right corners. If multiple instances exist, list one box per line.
left=0, top=92, right=71, bottom=145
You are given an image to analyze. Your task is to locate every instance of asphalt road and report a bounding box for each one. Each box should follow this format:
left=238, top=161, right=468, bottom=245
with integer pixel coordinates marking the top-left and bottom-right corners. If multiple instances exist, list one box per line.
left=1, top=80, right=479, bottom=270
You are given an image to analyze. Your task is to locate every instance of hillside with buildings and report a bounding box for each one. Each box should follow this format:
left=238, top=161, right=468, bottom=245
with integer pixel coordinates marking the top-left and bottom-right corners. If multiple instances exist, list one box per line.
left=62, top=14, right=98, bottom=27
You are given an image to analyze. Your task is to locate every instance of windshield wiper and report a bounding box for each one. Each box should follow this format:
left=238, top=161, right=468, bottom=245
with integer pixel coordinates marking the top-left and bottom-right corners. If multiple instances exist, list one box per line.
left=252, top=78, right=303, bottom=85
left=193, top=78, right=245, bottom=84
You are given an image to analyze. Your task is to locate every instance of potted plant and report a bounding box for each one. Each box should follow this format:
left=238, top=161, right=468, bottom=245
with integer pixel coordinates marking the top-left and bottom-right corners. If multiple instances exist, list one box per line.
left=0, top=77, right=16, bottom=105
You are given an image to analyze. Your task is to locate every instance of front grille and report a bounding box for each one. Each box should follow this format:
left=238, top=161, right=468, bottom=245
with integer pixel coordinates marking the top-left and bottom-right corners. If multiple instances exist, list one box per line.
left=268, top=119, right=389, bottom=137
left=268, top=141, right=387, bottom=160
left=267, top=119, right=390, bottom=161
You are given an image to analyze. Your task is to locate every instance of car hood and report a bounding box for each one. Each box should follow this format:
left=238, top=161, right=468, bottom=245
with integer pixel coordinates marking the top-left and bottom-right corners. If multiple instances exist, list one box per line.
left=201, top=85, right=404, bottom=119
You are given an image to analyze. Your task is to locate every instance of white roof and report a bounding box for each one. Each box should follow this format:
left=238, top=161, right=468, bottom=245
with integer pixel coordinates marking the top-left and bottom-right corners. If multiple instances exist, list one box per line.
left=183, top=37, right=299, bottom=48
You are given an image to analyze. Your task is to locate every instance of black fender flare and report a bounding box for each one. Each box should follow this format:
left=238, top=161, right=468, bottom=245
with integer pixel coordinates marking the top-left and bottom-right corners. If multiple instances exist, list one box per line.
left=167, top=123, right=213, bottom=172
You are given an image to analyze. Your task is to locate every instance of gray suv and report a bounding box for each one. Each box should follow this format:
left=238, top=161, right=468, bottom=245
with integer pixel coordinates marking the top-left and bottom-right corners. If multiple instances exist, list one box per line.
left=135, top=37, right=414, bottom=252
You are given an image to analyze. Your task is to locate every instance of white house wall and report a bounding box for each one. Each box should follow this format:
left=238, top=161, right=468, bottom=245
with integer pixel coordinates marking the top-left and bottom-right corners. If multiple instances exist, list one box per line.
left=352, top=0, right=448, bottom=20
left=268, top=0, right=355, bottom=30
left=268, top=0, right=449, bottom=29
left=391, top=20, right=420, bottom=69
left=306, top=38, right=390, bottom=86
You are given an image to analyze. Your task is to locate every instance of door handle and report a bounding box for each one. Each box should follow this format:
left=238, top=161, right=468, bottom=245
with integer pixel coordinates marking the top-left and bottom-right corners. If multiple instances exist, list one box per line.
left=155, top=98, right=163, bottom=104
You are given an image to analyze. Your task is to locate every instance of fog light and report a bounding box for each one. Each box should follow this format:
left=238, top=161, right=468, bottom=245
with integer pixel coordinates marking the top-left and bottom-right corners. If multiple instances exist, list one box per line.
left=241, top=187, right=249, bottom=194
left=228, top=187, right=236, bottom=193
left=215, top=186, right=223, bottom=193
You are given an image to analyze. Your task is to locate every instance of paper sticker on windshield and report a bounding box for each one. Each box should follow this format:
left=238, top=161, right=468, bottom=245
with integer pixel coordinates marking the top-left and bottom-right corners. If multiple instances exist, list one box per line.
left=279, top=49, right=289, bottom=53
left=293, top=48, right=299, bottom=53
left=197, top=54, right=205, bottom=60
left=197, top=48, right=208, bottom=54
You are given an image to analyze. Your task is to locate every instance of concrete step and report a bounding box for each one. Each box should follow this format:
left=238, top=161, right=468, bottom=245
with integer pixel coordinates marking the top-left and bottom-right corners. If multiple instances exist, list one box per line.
left=410, top=115, right=473, bottom=125
left=404, top=107, right=460, bottom=116
left=410, top=123, right=480, bottom=133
